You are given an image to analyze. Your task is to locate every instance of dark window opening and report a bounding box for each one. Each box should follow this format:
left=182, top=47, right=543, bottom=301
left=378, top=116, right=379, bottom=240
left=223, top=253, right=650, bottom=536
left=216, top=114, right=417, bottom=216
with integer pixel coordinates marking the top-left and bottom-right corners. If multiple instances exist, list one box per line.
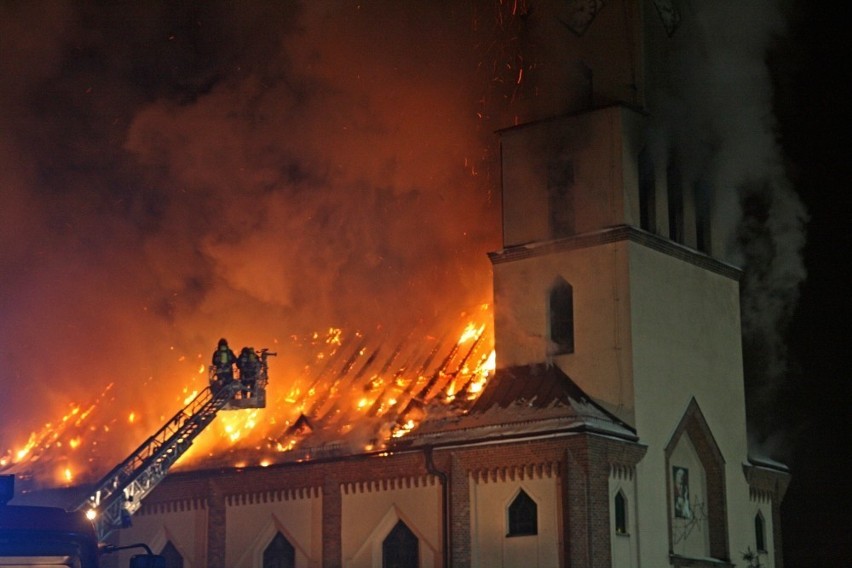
left=549, top=278, right=574, bottom=355
left=755, top=512, right=766, bottom=552
left=160, top=541, right=183, bottom=568
left=638, top=147, right=656, bottom=232
left=547, top=155, right=575, bottom=238
left=615, top=491, right=628, bottom=535
left=695, top=179, right=712, bottom=254
left=508, top=489, right=538, bottom=536
left=264, top=532, right=295, bottom=568
left=667, top=156, right=684, bottom=243
left=383, top=520, right=419, bottom=568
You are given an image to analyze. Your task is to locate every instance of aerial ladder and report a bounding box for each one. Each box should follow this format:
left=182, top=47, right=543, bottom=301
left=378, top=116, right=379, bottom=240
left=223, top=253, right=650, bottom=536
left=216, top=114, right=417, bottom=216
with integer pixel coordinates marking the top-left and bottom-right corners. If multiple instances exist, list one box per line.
left=76, top=349, right=276, bottom=542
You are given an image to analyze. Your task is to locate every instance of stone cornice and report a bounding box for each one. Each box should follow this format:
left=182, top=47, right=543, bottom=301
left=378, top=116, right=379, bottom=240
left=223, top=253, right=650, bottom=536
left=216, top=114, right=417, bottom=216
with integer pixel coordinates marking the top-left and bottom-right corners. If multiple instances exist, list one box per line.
left=488, top=225, right=742, bottom=281
left=743, top=461, right=792, bottom=503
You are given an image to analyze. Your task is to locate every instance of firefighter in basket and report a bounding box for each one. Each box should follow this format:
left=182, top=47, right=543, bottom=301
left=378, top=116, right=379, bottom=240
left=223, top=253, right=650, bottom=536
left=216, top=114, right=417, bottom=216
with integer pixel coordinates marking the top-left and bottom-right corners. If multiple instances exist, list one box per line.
left=210, top=338, right=237, bottom=392
left=237, top=346, right=261, bottom=399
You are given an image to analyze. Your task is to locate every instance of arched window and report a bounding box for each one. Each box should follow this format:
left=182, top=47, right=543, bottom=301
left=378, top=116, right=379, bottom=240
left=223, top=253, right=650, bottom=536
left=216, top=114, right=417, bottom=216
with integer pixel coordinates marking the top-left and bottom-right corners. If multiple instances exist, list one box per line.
left=508, top=489, right=538, bottom=536
left=549, top=278, right=574, bottom=355
left=614, top=490, right=628, bottom=535
left=160, top=541, right=183, bottom=568
left=383, top=520, right=418, bottom=568
left=263, top=532, right=295, bottom=568
left=755, top=511, right=766, bottom=553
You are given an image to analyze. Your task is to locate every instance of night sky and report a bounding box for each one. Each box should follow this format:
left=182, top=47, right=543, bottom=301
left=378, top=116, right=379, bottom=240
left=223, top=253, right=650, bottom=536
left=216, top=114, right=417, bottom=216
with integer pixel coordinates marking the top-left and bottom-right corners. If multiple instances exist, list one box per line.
left=768, top=1, right=850, bottom=565
left=0, top=1, right=845, bottom=565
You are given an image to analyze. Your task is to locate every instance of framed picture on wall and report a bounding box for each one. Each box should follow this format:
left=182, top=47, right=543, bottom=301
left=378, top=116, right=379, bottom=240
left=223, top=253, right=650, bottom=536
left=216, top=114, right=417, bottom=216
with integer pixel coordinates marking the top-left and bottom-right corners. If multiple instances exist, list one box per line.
left=672, top=466, right=693, bottom=519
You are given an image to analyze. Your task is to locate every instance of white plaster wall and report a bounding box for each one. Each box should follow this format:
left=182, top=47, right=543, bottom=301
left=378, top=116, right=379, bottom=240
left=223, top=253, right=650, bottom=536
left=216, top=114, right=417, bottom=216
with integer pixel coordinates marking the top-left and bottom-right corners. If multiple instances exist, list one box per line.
left=492, top=240, right=635, bottom=424
left=225, top=493, right=321, bottom=568
left=116, top=506, right=206, bottom=568
left=500, top=108, right=632, bottom=248
left=627, top=242, right=755, bottom=566
left=341, top=481, right=440, bottom=568
left=610, top=474, right=639, bottom=568
left=470, top=475, right=560, bottom=568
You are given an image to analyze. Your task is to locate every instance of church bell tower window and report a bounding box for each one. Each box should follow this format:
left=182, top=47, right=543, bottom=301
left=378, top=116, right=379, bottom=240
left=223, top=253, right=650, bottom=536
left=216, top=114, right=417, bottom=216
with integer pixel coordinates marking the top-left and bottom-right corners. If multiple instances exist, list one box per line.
left=549, top=278, right=575, bottom=355
left=638, top=146, right=656, bottom=232
left=667, top=155, right=684, bottom=244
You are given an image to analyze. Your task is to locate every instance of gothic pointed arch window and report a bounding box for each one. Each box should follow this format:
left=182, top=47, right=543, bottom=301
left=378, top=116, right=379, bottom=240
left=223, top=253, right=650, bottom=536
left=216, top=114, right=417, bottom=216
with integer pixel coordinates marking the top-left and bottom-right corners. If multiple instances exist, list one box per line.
left=614, top=490, right=628, bottom=535
left=507, top=489, right=538, bottom=536
left=160, top=541, right=184, bottom=568
left=382, top=520, right=418, bottom=568
left=754, top=511, right=766, bottom=553
left=549, top=277, right=574, bottom=355
left=263, top=532, right=295, bottom=568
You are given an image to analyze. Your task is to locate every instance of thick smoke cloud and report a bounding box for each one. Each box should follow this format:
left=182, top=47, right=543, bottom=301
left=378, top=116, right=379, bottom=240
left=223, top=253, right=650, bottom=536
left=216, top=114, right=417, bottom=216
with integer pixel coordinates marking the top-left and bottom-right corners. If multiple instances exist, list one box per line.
left=0, top=1, right=502, bottom=467
left=643, top=0, right=807, bottom=451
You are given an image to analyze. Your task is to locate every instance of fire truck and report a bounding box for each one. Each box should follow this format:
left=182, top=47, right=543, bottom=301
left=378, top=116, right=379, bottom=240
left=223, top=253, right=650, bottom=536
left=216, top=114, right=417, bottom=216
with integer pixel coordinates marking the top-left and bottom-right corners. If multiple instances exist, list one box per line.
left=0, top=348, right=276, bottom=567
left=1, top=475, right=168, bottom=567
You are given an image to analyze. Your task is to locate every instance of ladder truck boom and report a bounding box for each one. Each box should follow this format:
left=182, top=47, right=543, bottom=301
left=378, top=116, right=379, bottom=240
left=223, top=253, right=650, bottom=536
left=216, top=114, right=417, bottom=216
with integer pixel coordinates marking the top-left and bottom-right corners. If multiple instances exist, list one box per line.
left=77, top=349, right=276, bottom=542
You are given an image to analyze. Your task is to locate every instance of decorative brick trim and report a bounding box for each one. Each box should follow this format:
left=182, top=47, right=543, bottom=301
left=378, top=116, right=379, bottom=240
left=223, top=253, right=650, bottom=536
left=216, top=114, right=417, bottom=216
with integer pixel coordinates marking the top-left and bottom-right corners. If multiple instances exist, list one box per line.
left=342, top=475, right=437, bottom=494
left=471, top=461, right=560, bottom=483
left=743, top=462, right=790, bottom=503
left=743, top=462, right=791, bottom=568
left=226, top=485, right=320, bottom=506
left=137, top=497, right=207, bottom=516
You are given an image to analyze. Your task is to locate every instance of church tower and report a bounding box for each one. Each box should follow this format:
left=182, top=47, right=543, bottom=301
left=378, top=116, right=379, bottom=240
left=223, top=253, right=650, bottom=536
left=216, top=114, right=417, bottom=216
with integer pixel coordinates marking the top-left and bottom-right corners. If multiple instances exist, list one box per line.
left=489, top=0, right=789, bottom=566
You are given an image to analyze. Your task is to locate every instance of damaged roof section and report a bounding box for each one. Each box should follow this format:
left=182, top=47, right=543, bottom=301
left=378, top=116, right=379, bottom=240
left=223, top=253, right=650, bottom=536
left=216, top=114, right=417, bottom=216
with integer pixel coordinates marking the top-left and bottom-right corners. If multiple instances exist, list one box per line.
left=397, top=363, right=637, bottom=448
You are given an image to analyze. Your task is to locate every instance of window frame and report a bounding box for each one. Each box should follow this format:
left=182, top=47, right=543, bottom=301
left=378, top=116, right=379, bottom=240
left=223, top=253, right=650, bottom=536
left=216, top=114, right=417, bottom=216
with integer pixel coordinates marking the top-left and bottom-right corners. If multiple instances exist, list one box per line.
left=548, top=277, right=575, bottom=355
left=614, top=490, right=629, bottom=536
left=506, top=489, right=539, bottom=537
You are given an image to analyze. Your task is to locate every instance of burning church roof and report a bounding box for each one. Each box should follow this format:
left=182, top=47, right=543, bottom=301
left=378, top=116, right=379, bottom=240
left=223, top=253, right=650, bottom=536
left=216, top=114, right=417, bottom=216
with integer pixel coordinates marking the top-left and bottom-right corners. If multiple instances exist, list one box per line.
left=393, top=363, right=637, bottom=448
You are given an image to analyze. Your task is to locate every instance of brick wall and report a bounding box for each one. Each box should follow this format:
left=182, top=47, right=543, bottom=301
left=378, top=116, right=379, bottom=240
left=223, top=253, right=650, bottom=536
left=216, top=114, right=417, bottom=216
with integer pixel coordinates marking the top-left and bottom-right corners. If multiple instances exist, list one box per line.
left=138, top=432, right=645, bottom=568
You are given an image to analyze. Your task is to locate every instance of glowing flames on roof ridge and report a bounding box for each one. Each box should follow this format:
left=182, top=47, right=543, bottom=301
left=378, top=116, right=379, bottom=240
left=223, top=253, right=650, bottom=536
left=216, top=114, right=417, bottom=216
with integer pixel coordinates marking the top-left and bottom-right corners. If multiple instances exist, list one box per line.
left=1, top=307, right=495, bottom=488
